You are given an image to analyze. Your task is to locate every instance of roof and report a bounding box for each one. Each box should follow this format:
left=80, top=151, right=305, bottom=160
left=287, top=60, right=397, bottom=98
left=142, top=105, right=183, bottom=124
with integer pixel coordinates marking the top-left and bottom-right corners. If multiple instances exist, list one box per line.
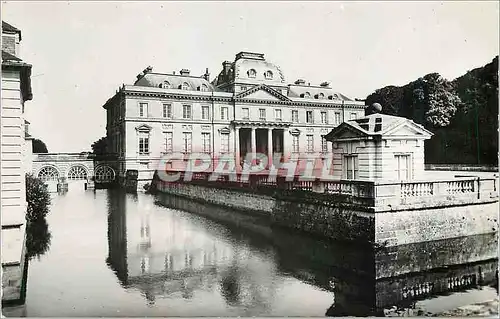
left=288, top=84, right=354, bottom=101
left=325, top=113, right=433, bottom=140
left=2, top=50, right=21, bottom=62
left=2, top=21, right=21, bottom=40
left=134, top=72, right=218, bottom=92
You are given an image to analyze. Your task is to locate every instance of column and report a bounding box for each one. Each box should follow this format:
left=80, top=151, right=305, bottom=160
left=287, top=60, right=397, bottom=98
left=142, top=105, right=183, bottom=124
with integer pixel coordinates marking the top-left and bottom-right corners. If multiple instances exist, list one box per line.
left=251, top=127, right=256, bottom=166
left=235, top=127, right=241, bottom=171
left=267, top=128, right=273, bottom=169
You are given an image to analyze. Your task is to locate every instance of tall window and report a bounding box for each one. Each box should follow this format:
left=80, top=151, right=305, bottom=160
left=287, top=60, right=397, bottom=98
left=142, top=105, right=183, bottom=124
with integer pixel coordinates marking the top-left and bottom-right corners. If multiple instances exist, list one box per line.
left=306, top=111, right=314, bottom=124
left=344, top=155, right=359, bottom=180
left=292, top=110, right=299, bottom=123
left=242, top=108, right=249, bottom=120
left=321, top=136, right=328, bottom=153
left=138, top=133, right=149, bottom=155
left=321, top=111, right=328, bottom=124
left=292, top=135, right=299, bottom=153
left=395, top=154, right=411, bottom=180
left=165, top=132, right=173, bottom=153
left=139, top=103, right=148, bottom=118
left=163, top=104, right=172, bottom=119
left=182, top=132, right=192, bottom=153
left=202, top=106, right=210, bottom=120
left=350, top=112, right=357, bottom=120
left=306, top=135, right=314, bottom=153
left=220, top=133, right=230, bottom=153
left=183, top=105, right=192, bottom=119
left=335, top=112, right=341, bottom=124
left=259, top=109, right=266, bottom=121
left=202, top=132, right=211, bottom=153
left=275, top=109, right=282, bottom=121
left=221, top=107, right=229, bottom=120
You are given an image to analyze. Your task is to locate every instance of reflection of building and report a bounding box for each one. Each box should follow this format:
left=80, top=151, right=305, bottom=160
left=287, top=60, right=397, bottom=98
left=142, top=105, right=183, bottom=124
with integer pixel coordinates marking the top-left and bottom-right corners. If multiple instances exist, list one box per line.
left=1, top=21, right=34, bottom=304
left=101, top=51, right=366, bottom=186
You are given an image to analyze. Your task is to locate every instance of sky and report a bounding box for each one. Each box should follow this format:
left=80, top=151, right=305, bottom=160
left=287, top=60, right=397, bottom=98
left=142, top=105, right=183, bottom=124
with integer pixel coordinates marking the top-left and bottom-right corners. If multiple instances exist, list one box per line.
left=2, top=1, right=499, bottom=152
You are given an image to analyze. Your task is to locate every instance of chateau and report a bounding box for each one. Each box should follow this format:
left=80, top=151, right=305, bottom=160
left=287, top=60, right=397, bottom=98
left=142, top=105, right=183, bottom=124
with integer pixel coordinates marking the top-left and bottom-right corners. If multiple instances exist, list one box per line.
left=102, top=52, right=366, bottom=185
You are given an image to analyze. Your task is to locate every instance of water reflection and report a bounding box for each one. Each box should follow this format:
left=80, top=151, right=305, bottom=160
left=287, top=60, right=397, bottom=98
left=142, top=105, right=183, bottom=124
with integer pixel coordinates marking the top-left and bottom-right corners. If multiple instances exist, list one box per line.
left=26, top=217, right=52, bottom=260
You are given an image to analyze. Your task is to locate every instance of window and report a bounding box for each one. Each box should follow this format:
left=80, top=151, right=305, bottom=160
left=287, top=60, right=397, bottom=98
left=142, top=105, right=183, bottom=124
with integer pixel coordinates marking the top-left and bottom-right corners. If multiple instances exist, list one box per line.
left=306, top=111, right=314, bottom=124
left=220, top=133, right=230, bottom=153
left=395, top=154, right=411, bottom=180
left=182, top=132, right=192, bottom=153
left=306, top=135, right=314, bottom=153
left=259, top=109, right=266, bottom=121
left=182, top=82, right=190, bottom=90
left=264, top=70, right=273, bottom=79
left=139, top=103, right=148, bottom=117
left=292, top=110, right=299, bottom=123
left=202, top=106, right=210, bottom=120
left=163, top=104, right=172, bottom=118
left=163, top=81, right=171, bottom=89
left=221, top=106, right=229, bottom=120
left=321, top=136, right=328, bottom=153
left=292, top=135, right=299, bottom=153
left=165, top=132, right=173, bottom=153
left=319, top=93, right=325, bottom=99
left=242, top=108, right=249, bottom=120
left=321, top=111, right=328, bottom=124
left=201, top=132, right=211, bottom=153
left=38, top=166, right=59, bottom=181
left=248, top=69, right=256, bottom=78
left=67, top=166, right=88, bottom=180
left=201, top=84, right=209, bottom=92
left=183, top=105, right=192, bottom=119
left=335, top=112, right=341, bottom=124
left=304, top=92, right=311, bottom=98
left=241, top=86, right=247, bottom=92
left=350, top=112, right=357, bottom=120
left=139, top=135, right=149, bottom=155
left=95, top=165, right=115, bottom=182
left=275, top=109, right=282, bottom=121
left=344, top=155, right=359, bottom=180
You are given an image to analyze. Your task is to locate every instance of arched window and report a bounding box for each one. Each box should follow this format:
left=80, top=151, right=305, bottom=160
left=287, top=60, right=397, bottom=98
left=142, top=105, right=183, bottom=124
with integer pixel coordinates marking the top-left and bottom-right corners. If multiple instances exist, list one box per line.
left=163, top=81, right=171, bottom=89
left=181, top=82, right=190, bottom=90
left=67, top=166, right=88, bottom=180
left=247, top=69, right=256, bottom=78
left=304, top=92, right=311, bottom=98
left=38, top=166, right=59, bottom=181
left=319, top=93, right=325, bottom=99
left=94, top=165, right=115, bottom=182
left=200, top=84, right=209, bottom=92
left=264, top=70, right=273, bottom=79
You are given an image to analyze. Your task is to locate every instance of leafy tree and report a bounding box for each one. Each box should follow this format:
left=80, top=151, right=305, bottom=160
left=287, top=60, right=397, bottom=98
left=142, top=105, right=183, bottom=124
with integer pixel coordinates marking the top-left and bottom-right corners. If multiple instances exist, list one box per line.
left=26, top=173, right=51, bottom=221
left=32, top=138, right=48, bottom=153
left=91, top=136, right=108, bottom=156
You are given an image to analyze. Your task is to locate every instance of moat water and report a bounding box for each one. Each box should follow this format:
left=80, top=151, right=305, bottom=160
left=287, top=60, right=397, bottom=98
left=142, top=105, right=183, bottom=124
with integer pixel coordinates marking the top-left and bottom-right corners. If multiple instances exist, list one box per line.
left=8, top=189, right=498, bottom=317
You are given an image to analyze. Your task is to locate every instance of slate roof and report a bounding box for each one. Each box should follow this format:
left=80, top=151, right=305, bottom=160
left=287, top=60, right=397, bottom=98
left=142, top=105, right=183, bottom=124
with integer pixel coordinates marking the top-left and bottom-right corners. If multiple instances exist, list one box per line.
left=2, top=21, right=21, bottom=40
left=134, top=72, right=218, bottom=92
left=287, top=84, right=354, bottom=101
left=2, top=50, right=21, bottom=62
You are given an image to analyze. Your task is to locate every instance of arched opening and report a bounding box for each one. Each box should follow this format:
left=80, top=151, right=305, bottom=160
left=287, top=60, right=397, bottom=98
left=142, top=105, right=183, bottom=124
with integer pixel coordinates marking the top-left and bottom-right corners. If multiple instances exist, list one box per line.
left=94, top=165, right=116, bottom=182
left=67, top=165, right=88, bottom=180
left=38, top=166, right=59, bottom=181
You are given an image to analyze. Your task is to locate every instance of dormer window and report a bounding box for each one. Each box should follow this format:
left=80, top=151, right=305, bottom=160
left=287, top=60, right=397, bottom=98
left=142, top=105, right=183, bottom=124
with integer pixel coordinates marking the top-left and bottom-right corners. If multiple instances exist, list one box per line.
left=319, top=93, right=325, bottom=99
left=247, top=69, right=257, bottom=78
left=163, top=81, right=171, bottom=89
left=328, top=95, right=333, bottom=100
left=200, top=84, right=209, bottom=92
left=304, top=92, right=311, bottom=98
left=264, top=70, right=273, bottom=80
left=182, top=82, right=190, bottom=90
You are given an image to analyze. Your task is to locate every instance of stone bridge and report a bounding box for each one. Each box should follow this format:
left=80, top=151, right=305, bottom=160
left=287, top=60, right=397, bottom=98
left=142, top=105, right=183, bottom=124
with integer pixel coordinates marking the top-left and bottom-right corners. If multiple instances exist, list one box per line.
left=32, top=153, right=116, bottom=192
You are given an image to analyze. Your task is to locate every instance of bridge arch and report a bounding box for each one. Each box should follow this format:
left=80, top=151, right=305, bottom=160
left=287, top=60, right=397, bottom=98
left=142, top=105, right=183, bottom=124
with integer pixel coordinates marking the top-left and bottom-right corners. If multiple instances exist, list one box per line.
left=37, top=165, right=61, bottom=181
left=94, top=165, right=116, bottom=182
left=67, top=165, right=89, bottom=180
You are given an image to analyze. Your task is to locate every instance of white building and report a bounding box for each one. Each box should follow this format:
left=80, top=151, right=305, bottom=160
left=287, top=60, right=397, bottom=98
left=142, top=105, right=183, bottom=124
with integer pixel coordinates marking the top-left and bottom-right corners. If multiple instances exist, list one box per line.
left=102, top=51, right=366, bottom=186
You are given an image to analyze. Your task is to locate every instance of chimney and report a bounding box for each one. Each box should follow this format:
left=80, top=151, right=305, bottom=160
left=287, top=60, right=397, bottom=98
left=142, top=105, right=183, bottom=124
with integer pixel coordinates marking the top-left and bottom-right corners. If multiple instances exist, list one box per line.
left=320, top=82, right=330, bottom=88
left=203, top=68, right=210, bottom=81
left=294, top=79, right=306, bottom=85
left=180, top=69, right=190, bottom=76
left=222, top=61, right=232, bottom=75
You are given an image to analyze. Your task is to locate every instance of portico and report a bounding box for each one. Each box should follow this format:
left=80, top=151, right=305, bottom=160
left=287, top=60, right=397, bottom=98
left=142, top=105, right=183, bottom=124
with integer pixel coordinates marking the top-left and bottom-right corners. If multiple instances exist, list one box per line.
left=232, top=121, right=290, bottom=170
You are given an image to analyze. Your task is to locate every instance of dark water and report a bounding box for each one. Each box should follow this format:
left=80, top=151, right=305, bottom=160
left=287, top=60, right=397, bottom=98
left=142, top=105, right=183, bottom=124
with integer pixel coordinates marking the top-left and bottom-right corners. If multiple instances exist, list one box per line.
left=18, top=189, right=498, bottom=317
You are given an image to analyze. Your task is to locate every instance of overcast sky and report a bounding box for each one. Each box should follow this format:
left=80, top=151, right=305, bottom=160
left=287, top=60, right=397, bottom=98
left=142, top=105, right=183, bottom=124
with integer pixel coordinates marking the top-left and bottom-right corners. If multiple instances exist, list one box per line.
left=2, top=1, right=499, bottom=152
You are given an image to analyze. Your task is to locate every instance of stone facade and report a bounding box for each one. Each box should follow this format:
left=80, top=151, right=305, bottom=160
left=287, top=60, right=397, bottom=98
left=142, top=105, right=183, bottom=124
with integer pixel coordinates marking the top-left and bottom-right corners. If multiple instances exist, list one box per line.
left=1, top=20, right=32, bottom=305
left=101, top=51, right=366, bottom=186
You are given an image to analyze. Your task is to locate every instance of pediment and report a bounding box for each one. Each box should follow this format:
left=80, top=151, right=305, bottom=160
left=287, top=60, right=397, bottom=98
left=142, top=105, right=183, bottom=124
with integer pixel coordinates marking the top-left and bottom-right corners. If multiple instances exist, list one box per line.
left=236, top=85, right=290, bottom=102
left=324, top=123, right=368, bottom=141
left=135, top=124, right=153, bottom=132
left=384, top=122, right=432, bottom=137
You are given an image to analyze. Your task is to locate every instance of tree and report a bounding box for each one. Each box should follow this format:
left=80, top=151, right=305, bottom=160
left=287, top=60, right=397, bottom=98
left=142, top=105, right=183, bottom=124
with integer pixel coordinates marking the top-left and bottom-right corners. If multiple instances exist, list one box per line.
left=91, top=136, right=108, bottom=156
left=32, top=138, right=48, bottom=153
